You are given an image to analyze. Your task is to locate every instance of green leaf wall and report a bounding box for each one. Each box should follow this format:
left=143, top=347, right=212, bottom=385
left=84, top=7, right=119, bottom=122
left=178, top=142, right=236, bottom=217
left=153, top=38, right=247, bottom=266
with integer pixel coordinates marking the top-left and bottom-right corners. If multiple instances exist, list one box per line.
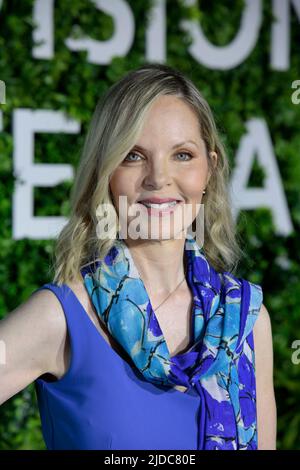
left=0, top=0, right=299, bottom=449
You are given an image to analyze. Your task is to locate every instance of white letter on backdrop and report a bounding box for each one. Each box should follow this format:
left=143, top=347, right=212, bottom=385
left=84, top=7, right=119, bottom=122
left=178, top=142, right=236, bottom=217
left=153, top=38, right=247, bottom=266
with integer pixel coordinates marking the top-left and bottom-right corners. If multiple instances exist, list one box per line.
left=65, top=0, right=134, bottom=64
left=179, top=0, right=262, bottom=70
left=230, top=118, right=293, bottom=236
left=13, top=109, right=80, bottom=240
left=271, top=0, right=300, bottom=71
left=145, top=0, right=166, bottom=62
left=32, top=0, right=54, bottom=59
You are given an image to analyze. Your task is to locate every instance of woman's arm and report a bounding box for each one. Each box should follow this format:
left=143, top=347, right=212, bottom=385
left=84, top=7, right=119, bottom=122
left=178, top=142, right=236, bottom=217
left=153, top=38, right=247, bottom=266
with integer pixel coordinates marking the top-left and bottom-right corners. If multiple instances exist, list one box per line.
left=0, top=289, right=69, bottom=405
left=253, top=303, right=277, bottom=449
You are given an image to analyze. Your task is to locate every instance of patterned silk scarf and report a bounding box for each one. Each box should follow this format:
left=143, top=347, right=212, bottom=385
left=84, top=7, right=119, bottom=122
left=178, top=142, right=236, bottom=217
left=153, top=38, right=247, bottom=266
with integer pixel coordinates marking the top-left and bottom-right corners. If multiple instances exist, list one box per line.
left=81, top=236, right=263, bottom=450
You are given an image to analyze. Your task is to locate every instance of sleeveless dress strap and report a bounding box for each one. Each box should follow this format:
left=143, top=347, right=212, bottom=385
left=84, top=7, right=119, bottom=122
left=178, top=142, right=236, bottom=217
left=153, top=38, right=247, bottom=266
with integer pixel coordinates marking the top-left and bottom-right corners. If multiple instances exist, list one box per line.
left=34, top=283, right=91, bottom=380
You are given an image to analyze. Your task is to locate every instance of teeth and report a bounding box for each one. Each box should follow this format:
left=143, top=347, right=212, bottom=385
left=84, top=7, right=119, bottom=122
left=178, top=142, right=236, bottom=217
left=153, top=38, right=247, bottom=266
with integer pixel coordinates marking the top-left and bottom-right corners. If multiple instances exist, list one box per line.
left=141, top=201, right=178, bottom=208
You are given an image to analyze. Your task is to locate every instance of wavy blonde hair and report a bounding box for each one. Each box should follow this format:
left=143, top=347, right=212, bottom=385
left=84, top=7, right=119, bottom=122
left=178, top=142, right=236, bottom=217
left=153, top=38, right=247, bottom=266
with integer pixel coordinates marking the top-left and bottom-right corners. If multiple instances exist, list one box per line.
left=51, top=63, right=244, bottom=286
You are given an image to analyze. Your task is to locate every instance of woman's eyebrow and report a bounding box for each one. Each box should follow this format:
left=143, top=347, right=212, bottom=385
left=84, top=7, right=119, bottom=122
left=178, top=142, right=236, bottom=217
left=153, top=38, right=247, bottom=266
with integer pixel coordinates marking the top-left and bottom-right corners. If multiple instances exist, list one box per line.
left=133, top=140, right=199, bottom=152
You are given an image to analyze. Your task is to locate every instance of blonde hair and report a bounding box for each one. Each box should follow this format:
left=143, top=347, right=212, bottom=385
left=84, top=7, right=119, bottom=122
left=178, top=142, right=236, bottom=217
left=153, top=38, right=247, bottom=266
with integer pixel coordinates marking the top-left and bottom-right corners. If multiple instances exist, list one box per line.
left=51, top=63, right=244, bottom=286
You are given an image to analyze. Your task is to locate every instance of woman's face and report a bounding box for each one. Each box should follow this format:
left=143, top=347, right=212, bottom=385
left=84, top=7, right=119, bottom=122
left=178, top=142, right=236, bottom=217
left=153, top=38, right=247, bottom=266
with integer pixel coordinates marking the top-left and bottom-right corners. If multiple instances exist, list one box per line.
left=109, top=95, right=216, bottom=242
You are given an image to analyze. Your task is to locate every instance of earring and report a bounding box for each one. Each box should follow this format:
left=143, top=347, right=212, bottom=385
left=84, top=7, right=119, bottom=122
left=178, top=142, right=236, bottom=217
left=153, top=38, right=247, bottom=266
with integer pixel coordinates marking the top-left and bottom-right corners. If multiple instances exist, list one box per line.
left=202, top=189, right=206, bottom=194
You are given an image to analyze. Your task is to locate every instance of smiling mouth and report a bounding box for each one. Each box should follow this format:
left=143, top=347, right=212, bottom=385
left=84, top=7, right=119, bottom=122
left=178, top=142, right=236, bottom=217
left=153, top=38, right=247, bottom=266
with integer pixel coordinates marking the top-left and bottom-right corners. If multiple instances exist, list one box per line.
left=136, top=200, right=183, bottom=215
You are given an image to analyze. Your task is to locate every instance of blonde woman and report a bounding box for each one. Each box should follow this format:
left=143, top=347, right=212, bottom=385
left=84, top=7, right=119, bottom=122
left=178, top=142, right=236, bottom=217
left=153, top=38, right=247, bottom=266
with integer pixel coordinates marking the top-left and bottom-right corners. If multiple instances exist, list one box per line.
left=0, top=63, right=276, bottom=450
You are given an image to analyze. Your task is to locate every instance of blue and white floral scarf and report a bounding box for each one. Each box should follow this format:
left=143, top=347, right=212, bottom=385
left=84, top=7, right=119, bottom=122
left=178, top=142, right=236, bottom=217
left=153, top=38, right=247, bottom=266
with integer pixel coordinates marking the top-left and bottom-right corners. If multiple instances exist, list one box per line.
left=81, top=236, right=263, bottom=450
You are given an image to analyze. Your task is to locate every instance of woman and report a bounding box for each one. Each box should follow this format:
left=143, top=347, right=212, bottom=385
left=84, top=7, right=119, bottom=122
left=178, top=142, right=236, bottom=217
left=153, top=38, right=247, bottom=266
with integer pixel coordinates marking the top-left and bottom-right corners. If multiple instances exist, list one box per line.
left=0, top=63, right=276, bottom=450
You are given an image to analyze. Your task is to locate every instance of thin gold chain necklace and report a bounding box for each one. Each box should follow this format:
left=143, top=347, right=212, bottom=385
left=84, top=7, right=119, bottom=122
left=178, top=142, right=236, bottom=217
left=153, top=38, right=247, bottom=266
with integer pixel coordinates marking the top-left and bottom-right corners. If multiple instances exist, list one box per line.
left=153, top=259, right=188, bottom=312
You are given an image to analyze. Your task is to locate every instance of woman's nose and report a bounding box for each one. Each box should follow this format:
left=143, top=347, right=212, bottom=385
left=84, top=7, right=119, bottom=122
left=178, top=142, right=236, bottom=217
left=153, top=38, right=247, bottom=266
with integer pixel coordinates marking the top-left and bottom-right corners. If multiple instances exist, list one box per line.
left=142, top=160, right=173, bottom=189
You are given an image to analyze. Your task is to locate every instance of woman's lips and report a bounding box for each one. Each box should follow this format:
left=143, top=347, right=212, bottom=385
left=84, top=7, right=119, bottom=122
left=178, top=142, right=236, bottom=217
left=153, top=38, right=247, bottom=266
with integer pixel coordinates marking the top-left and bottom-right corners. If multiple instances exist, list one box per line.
left=136, top=201, right=183, bottom=217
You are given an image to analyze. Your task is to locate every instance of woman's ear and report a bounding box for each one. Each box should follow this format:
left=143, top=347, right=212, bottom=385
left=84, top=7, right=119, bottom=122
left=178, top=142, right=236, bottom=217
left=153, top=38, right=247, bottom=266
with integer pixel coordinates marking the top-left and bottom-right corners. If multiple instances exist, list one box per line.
left=209, top=151, right=218, bottom=169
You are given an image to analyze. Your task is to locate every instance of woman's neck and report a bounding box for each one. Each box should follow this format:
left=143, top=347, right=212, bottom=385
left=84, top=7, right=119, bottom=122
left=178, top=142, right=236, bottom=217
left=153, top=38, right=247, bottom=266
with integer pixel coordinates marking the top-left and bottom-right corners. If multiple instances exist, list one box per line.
left=124, top=237, right=187, bottom=295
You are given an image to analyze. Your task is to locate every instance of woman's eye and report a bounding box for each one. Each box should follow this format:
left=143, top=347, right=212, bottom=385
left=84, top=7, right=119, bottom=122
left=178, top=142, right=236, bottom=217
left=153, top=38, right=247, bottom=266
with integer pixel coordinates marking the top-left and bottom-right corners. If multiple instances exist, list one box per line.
left=123, top=152, right=143, bottom=162
left=176, top=152, right=193, bottom=161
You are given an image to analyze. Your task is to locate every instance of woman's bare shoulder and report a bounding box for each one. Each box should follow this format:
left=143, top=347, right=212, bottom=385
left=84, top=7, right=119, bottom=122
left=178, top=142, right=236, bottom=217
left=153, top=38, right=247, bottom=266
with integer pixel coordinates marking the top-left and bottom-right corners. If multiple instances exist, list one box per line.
left=7, top=286, right=67, bottom=338
left=16, top=287, right=70, bottom=376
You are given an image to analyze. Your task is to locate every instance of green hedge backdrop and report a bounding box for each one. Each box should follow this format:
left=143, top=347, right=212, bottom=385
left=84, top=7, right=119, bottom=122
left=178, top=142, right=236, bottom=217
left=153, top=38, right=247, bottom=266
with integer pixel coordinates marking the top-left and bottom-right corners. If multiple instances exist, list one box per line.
left=0, top=0, right=299, bottom=449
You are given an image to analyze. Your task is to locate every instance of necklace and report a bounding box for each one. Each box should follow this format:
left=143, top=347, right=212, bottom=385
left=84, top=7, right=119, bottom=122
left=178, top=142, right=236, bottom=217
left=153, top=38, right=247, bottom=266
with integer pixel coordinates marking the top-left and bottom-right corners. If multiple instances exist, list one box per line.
left=153, top=258, right=188, bottom=312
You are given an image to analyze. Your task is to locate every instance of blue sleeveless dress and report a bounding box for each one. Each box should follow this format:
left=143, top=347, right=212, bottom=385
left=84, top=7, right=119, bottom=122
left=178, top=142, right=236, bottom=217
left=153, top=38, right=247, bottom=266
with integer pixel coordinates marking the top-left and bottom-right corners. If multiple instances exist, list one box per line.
left=34, top=281, right=259, bottom=450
